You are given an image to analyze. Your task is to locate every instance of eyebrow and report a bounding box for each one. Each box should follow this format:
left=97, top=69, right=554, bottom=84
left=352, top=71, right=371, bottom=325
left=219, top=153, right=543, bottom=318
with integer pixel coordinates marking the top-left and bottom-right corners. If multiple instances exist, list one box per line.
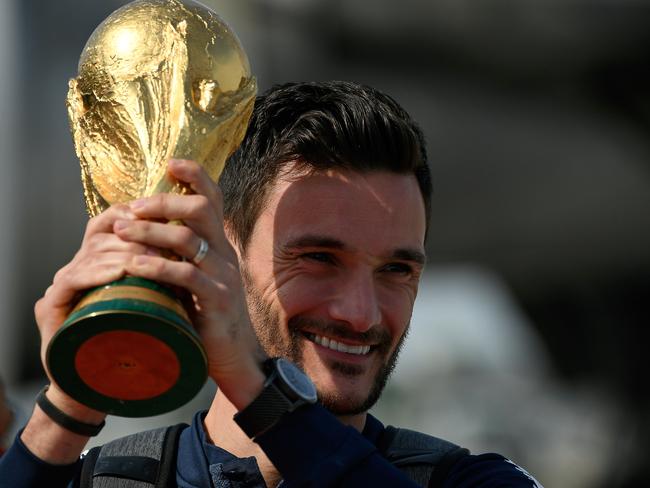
left=282, top=234, right=427, bottom=266
left=283, top=235, right=347, bottom=251
left=392, top=248, right=427, bottom=266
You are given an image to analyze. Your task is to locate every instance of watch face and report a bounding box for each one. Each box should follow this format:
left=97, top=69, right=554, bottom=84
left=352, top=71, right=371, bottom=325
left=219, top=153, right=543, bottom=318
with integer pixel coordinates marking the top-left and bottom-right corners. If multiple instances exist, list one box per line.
left=276, top=358, right=318, bottom=403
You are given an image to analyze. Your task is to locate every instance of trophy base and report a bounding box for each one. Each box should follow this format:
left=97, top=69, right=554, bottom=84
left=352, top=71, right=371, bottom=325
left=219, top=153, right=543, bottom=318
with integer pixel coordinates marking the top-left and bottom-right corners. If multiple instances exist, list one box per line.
left=46, top=277, right=207, bottom=417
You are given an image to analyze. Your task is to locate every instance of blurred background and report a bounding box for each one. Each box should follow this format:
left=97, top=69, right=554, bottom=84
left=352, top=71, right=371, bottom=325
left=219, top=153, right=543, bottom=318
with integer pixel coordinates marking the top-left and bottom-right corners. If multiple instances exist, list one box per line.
left=1, top=0, right=649, bottom=485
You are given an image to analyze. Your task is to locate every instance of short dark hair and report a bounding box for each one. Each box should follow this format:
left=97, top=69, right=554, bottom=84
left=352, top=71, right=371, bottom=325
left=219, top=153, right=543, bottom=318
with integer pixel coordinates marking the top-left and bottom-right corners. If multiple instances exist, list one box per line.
left=220, top=81, right=432, bottom=249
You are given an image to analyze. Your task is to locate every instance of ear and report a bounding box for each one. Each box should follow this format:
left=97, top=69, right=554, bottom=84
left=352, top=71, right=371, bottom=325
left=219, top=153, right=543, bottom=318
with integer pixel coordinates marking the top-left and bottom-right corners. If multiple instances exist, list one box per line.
left=223, top=221, right=244, bottom=262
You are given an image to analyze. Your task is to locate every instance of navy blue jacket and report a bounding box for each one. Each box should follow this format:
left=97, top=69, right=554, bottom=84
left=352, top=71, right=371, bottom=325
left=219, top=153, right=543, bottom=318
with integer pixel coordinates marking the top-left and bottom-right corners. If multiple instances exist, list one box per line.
left=0, top=404, right=543, bottom=487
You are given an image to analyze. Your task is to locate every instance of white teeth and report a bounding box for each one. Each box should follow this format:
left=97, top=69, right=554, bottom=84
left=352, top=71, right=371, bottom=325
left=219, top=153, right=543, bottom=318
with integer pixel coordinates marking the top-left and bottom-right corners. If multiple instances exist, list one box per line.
left=310, top=334, right=370, bottom=355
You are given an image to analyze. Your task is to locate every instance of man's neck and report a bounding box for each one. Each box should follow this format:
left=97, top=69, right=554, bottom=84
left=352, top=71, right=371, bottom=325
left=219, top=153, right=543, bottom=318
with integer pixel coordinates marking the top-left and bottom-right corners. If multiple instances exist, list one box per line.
left=204, top=390, right=367, bottom=487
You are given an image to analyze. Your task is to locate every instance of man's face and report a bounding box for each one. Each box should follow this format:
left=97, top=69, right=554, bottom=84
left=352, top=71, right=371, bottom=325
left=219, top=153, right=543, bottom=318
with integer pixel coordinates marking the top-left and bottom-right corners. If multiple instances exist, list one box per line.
left=239, top=165, right=427, bottom=415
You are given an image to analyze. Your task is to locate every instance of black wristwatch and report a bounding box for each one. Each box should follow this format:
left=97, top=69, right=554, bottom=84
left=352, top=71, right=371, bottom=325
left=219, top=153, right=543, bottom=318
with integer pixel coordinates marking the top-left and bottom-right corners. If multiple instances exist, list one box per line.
left=234, top=357, right=318, bottom=439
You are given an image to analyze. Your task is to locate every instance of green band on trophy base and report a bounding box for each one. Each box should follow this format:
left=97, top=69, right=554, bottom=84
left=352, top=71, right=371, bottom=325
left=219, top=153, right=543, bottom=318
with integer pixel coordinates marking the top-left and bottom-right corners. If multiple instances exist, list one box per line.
left=46, top=277, right=207, bottom=417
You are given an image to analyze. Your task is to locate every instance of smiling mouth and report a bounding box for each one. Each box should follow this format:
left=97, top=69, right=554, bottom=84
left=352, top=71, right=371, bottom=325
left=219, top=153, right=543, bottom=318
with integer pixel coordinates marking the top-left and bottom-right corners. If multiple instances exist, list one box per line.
left=305, top=333, right=371, bottom=355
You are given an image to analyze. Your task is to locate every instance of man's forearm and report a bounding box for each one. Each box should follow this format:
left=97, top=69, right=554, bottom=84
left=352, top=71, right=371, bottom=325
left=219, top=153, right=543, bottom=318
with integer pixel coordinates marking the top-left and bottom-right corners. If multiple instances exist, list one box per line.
left=255, top=404, right=419, bottom=487
left=0, top=413, right=86, bottom=488
left=21, top=407, right=91, bottom=466
left=20, top=384, right=105, bottom=464
left=0, top=385, right=106, bottom=488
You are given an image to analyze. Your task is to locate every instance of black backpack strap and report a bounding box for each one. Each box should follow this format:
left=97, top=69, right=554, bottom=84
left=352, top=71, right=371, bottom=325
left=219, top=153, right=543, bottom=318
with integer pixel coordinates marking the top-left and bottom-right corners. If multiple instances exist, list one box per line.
left=379, top=426, right=469, bottom=487
left=79, top=446, right=102, bottom=488
left=156, top=423, right=186, bottom=488
left=81, top=423, right=188, bottom=488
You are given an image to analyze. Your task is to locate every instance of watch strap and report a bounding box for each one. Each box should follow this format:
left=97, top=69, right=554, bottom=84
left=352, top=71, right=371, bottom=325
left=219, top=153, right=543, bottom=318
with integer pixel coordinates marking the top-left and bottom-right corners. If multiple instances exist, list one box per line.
left=234, top=379, right=293, bottom=439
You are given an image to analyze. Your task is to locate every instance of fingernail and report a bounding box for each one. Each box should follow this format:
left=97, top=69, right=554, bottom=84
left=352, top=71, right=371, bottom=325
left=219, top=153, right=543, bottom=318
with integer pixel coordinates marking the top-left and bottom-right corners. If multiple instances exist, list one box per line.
left=130, top=198, right=146, bottom=209
left=133, top=255, right=149, bottom=265
left=114, top=219, right=129, bottom=231
left=169, top=158, right=183, bottom=168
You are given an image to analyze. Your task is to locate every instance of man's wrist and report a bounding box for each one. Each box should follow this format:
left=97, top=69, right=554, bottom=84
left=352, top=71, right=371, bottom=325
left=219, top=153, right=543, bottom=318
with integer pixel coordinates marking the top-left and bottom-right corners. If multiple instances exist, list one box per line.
left=36, top=385, right=105, bottom=436
left=214, top=357, right=267, bottom=412
left=43, top=383, right=107, bottom=426
left=234, top=358, right=318, bottom=439
left=20, top=385, right=107, bottom=465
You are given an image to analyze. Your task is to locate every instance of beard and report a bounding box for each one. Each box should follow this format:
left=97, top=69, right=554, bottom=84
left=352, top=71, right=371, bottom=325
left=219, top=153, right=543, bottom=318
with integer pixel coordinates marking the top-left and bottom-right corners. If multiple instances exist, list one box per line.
left=241, top=264, right=408, bottom=416
left=287, top=316, right=408, bottom=415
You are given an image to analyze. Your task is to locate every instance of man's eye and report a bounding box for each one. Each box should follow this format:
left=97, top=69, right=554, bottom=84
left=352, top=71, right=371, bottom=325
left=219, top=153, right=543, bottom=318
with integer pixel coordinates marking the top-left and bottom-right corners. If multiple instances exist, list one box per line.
left=381, top=263, right=413, bottom=275
left=301, top=252, right=334, bottom=264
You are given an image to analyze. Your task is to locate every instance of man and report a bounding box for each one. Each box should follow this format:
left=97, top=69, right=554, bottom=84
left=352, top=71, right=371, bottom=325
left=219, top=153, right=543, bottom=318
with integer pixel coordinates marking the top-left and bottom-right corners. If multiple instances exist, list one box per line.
left=0, top=81, right=541, bottom=486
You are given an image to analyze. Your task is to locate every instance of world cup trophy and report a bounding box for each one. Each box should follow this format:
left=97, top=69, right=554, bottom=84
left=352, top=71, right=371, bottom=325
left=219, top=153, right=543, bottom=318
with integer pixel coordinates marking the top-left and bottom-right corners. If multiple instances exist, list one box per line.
left=46, top=0, right=256, bottom=417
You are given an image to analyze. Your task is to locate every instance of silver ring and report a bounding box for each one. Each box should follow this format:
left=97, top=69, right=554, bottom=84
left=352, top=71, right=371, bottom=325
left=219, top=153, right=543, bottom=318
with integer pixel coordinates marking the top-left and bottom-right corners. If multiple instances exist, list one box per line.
left=192, top=238, right=209, bottom=264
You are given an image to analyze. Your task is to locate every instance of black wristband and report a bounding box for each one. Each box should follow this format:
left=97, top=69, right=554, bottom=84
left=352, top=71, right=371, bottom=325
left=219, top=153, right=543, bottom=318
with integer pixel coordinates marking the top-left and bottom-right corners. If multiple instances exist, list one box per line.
left=36, top=385, right=105, bottom=437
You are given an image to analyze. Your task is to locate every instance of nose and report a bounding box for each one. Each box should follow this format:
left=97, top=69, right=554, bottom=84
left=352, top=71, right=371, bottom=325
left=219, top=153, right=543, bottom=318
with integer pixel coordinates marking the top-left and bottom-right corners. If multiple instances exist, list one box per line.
left=327, top=270, right=382, bottom=333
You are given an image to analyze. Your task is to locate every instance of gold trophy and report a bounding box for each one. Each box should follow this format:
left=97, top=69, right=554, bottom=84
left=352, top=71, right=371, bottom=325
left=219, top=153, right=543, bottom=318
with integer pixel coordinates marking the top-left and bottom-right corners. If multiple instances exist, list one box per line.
left=46, top=0, right=256, bottom=417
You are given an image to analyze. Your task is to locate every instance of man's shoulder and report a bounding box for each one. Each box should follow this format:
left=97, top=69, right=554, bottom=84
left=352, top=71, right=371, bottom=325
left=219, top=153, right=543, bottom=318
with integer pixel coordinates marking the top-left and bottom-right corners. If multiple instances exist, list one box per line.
left=377, top=425, right=469, bottom=486
left=380, top=425, right=463, bottom=453
left=377, top=423, right=543, bottom=487
left=445, top=452, right=544, bottom=487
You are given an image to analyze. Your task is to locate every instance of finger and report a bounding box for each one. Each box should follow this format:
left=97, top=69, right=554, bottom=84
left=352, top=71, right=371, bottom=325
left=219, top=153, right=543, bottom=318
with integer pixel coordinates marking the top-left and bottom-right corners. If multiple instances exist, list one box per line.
left=82, top=204, right=137, bottom=243
left=84, top=232, right=154, bottom=256
left=129, top=193, right=212, bottom=225
left=59, top=252, right=135, bottom=290
left=114, top=219, right=204, bottom=262
left=46, top=251, right=135, bottom=310
left=126, top=254, right=240, bottom=309
left=128, top=194, right=225, bottom=248
left=167, top=159, right=223, bottom=218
